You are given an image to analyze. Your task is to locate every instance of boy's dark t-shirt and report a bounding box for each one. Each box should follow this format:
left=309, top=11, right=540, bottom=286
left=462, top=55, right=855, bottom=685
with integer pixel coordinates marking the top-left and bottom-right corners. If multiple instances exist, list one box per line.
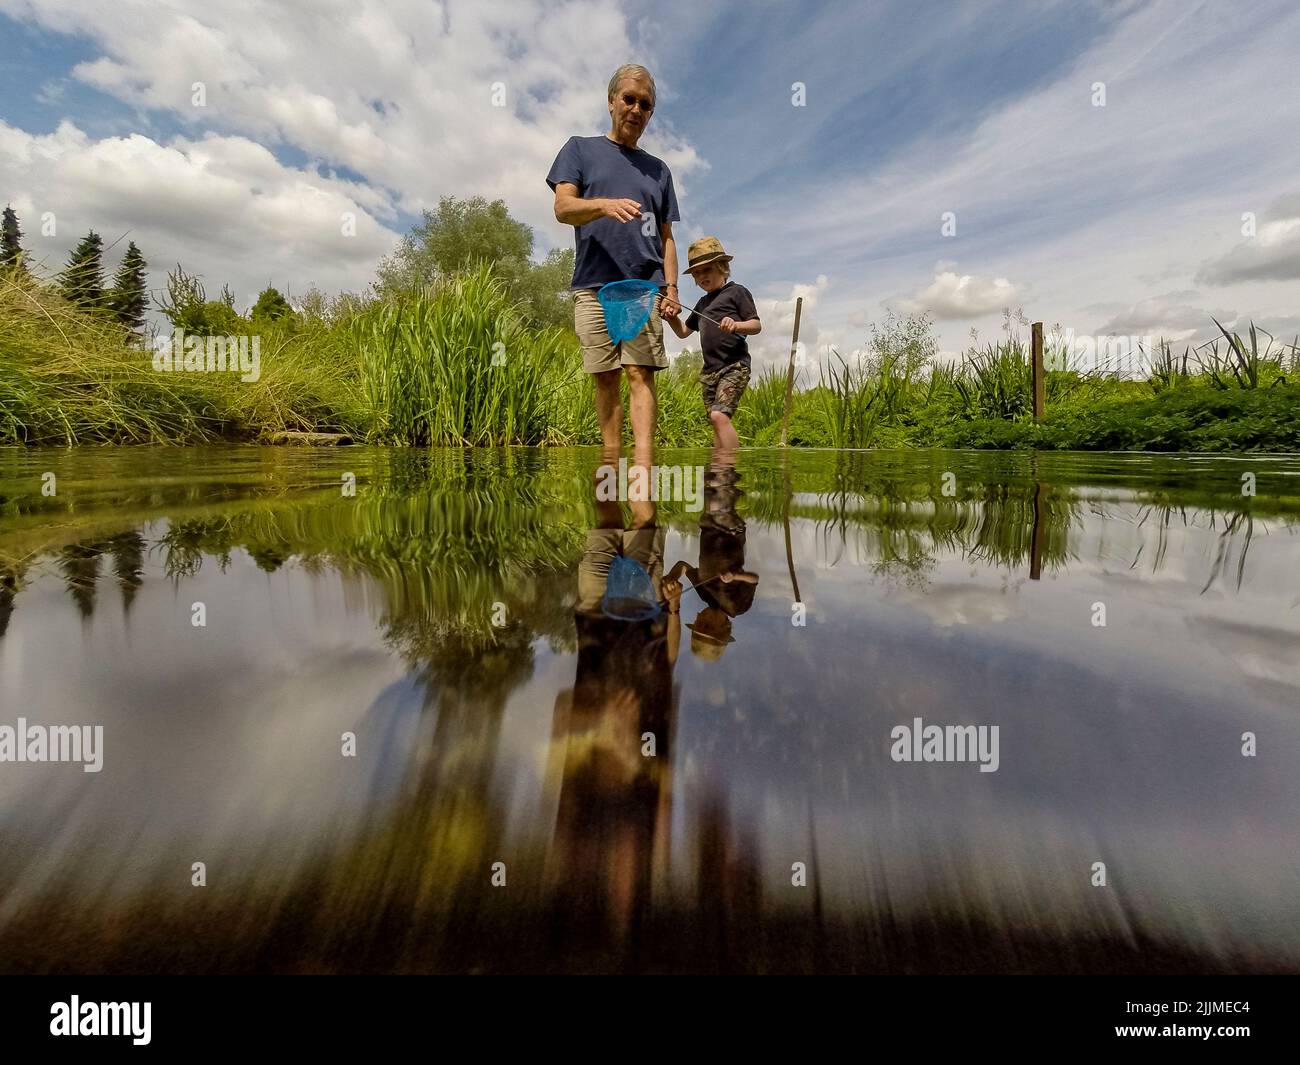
left=546, top=135, right=680, bottom=290
left=686, top=281, right=759, bottom=373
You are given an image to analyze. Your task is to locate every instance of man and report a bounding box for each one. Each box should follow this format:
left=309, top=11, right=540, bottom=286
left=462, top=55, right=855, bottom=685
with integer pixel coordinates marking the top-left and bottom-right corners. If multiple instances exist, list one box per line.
left=547, top=64, right=681, bottom=451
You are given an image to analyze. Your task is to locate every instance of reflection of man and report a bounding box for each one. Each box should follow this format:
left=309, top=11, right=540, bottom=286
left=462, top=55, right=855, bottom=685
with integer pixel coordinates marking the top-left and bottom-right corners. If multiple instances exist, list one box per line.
left=545, top=451, right=682, bottom=945
left=667, top=451, right=759, bottom=660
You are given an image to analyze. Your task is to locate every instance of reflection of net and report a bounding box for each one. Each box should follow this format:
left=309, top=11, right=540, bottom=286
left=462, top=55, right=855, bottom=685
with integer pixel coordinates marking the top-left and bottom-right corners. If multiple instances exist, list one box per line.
left=597, top=279, right=658, bottom=342
left=601, top=554, right=661, bottom=621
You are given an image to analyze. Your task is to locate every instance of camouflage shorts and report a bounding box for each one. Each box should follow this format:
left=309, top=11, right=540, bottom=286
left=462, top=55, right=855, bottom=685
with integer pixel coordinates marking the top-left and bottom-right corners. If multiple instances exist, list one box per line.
left=700, top=361, right=750, bottom=418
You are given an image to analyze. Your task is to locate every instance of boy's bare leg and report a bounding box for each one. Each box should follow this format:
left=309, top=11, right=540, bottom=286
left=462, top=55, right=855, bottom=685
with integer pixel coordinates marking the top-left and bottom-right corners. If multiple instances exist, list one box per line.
left=593, top=369, right=623, bottom=451
left=709, top=410, right=740, bottom=451
left=625, top=365, right=657, bottom=452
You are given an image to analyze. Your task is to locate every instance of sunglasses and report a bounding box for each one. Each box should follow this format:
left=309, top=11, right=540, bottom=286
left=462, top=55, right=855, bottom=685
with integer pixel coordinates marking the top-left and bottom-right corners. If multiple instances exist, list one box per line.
left=620, top=92, right=654, bottom=113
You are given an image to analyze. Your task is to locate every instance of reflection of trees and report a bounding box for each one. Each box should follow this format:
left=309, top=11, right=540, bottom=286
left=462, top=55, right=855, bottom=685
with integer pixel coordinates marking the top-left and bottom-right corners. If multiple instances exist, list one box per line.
left=740, top=450, right=1295, bottom=591
left=1139, top=503, right=1300, bottom=595
left=9, top=448, right=1296, bottom=640
left=750, top=473, right=1078, bottom=581
left=106, top=531, right=146, bottom=611
left=8, top=454, right=594, bottom=662
left=0, top=566, right=18, bottom=639
left=58, top=543, right=101, bottom=618
left=51, top=532, right=149, bottom=619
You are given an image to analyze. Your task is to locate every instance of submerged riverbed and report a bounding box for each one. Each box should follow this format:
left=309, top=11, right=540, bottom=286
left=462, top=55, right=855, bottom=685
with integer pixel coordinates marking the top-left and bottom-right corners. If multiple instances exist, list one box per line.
left=1, top=445, right=1297, bottom=973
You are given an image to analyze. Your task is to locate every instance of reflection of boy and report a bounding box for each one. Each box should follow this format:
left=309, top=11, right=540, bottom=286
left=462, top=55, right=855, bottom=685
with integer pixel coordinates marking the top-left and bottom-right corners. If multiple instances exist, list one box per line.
left=666, top=464, right=758, bottom=660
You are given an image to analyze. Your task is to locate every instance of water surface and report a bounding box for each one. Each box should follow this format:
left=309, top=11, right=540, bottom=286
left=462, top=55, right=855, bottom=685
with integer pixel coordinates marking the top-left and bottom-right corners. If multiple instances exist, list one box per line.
left=1, top=445, right=1297, bottom=973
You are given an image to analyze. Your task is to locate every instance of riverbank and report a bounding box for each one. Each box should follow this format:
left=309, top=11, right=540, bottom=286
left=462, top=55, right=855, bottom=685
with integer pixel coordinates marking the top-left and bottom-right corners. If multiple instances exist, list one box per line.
left=4, top=266, right=1297, bottom=452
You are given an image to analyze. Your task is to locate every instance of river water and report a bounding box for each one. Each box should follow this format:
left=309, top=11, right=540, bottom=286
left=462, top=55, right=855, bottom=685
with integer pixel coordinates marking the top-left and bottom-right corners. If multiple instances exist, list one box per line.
left=1, top=445, right=1297, bottom=973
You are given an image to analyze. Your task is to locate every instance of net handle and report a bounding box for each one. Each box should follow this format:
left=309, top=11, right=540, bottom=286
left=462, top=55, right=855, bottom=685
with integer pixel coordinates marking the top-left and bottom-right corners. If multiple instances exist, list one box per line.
left=602, top=280, right=727, bottom=329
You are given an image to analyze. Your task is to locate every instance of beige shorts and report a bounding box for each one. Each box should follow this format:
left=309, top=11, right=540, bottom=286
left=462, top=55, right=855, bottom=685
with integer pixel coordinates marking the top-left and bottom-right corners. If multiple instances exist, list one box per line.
left=573, top=287, right=668, bottom=374
left=576, top=526, right=666, bottom=614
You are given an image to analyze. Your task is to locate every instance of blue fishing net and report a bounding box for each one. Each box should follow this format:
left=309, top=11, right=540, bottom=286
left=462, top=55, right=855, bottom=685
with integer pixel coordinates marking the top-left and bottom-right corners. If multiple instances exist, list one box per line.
left=601, top=553, right=662, bottom=621
left=597, top=279, right=659, bottom=343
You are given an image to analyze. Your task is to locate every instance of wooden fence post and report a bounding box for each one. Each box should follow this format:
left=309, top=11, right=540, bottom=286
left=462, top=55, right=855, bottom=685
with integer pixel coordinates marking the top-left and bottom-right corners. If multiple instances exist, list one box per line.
left=781, top=297, right=803, bottom=447
left=1031, top=321, right=1045, bottom=420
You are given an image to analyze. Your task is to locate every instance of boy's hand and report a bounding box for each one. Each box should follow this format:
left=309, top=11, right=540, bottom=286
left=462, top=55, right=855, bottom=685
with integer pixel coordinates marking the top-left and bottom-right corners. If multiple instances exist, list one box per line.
left=720, top=316, right=737, bottom=333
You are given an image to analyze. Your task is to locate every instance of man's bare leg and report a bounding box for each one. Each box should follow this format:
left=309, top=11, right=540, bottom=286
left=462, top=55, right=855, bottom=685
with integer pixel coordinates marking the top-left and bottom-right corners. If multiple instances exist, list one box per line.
left=625, top=365, right=657, bottom=453
left=593, top=369, right=623, bottom=451
left=628, top=437, right=656, bottom=529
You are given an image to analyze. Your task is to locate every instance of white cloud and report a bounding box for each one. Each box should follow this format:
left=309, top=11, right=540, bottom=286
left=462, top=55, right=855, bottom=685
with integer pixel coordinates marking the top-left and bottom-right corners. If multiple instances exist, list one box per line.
left=0, top=119, right=395, bottom=313
left=1093, top=292, right=1231, bottom=343
left=1196, top=193, right=1300, bottom=285
left=750, top=274, right=831, bottom=373
left=730, top=0, right=1300, bottom=360
left=895, top=262, right=1021, bottom=321
left=4, top=0, right=1299, bottom=363
left=0, top=0, right=709, bottom=313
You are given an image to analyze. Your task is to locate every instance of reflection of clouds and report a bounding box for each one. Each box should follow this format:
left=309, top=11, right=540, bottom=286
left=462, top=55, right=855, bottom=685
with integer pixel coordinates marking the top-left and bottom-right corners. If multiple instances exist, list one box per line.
left=1187, top=616, right=1300, bottom=689
left=893, top=581, right=1020, bottom=628
left=0, top=560, right=414, bottom=907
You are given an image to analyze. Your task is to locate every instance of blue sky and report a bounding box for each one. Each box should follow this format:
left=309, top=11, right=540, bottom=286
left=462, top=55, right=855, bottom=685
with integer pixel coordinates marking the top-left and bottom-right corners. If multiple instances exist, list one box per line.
left=2, top=0, right=1299, bottom=369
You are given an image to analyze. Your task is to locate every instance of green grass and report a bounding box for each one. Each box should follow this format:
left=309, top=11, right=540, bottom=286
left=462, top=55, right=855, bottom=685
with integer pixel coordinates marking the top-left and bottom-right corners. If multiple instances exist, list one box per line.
left=3, top=262, right=1297, bottom=452
left=0, top=268, right=366, bottom=444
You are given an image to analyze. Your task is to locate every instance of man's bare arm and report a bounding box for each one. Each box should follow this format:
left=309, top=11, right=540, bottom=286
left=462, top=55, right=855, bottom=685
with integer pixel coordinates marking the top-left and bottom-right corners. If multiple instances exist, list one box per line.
left=660, top=221, right=680, bottom=316
left=553, top=182, right=641, bottom=227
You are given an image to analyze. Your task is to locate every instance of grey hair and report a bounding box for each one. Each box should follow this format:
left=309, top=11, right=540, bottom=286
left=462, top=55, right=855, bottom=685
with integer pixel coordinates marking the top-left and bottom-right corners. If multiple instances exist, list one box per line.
left=607, top=64, right=656, bottom=109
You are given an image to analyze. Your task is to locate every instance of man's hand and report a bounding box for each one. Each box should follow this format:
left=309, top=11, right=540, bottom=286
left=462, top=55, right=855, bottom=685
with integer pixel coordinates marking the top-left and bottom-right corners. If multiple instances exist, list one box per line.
left=660, top=291, right=681, bottom=318
left=601, top=197, right=642, bottom=223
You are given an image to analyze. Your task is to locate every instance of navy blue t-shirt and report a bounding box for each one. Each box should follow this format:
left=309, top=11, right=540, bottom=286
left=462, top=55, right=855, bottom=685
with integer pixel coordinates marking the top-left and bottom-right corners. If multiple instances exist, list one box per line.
left=546, top=135, right=680, bottom=290
left=687, top=282, right=759, bottom=372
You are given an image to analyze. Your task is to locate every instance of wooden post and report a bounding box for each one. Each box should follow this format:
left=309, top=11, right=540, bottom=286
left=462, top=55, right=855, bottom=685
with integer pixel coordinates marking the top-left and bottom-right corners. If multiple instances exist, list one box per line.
left=1031, top=321, right=1045, bottom=420
left=780, top=297, right=803, bottom=447
left=782, top=458, right=802, bottom=603
left=1029, top=480, right=1046, bottom=580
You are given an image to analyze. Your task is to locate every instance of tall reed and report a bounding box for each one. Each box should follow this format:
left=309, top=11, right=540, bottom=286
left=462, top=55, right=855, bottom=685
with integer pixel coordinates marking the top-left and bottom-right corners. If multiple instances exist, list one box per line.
left=352, top=265, right=570, bottom=445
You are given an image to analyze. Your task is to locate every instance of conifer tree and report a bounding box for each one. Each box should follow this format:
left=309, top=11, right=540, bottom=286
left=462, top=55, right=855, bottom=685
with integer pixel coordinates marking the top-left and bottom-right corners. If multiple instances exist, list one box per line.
left=59, top=230, right=106, bottom=310
left=1, top=205, right=28, bottom=275
left=107, top=240, right=149, bottom=336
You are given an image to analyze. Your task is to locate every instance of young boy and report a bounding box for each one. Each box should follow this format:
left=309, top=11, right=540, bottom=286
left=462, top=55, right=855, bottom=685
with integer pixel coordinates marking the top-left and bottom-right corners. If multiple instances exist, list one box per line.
left=662, top=237, right=761, bottom=450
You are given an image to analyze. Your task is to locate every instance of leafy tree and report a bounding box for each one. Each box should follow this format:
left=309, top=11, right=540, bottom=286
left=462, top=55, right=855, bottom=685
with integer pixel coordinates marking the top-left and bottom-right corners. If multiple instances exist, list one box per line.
left=107, top=240, right=149, bottom=337
left=1, top=205, right=28, bottom=275
left=297, top=285, right=330, bottom=322
left=155, top=264, right=243, bottom=335
left=251, top=286, right=293, bottom=322
left=514, top=246, right=575, bottom=331
left=377, top=196, right=532, bottom=292
left=59, top=230, right=106, bottom=310
left=295, top=283, right=375, bottom=324
left=375, top=196, right=574, bottom=329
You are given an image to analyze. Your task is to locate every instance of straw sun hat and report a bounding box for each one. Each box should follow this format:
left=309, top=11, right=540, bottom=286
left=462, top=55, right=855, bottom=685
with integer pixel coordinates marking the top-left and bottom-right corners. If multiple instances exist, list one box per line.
left=684, top=236, right=733, bottom=275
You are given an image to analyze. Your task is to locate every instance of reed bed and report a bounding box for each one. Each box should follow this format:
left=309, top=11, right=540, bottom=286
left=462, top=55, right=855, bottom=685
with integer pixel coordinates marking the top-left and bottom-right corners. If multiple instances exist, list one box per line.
left=3, top=263, right=1296, bottom=451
